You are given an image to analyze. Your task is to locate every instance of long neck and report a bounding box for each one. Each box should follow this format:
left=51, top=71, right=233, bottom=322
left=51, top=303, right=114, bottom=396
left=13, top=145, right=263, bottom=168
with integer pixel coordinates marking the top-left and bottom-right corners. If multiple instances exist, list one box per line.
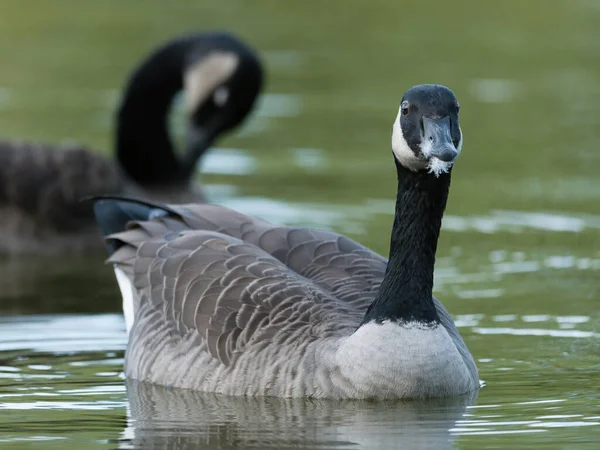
left=363, top=159, right=451, bottom=324
left=115, top=39, right=191, bottom=188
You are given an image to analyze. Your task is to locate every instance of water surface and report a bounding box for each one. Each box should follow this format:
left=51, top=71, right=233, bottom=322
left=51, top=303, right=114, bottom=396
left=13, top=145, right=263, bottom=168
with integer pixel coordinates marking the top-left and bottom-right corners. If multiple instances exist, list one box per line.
left=0, top=0, right=599, bottom=448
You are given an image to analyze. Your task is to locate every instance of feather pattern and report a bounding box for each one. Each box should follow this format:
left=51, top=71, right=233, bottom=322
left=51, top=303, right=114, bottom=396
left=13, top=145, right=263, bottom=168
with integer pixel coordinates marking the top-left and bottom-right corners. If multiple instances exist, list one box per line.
left=105, top=203, right=478, bottom=398
left=0, top=141, right=123, bottom=228
left=0, top=141, right=123, bottom=254
left=0, top=140, right=205, bottom=254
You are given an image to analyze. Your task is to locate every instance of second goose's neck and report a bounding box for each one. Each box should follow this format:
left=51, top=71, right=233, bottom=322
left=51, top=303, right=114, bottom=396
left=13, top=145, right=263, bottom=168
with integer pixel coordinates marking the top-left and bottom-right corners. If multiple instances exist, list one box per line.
left=116, top=39, right=191, bottom=188
left=364, top=160, right=451, bottom=324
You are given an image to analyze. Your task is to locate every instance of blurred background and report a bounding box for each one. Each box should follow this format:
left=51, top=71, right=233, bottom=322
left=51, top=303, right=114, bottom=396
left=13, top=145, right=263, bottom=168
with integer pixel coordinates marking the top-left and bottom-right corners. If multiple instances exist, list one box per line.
left=0, top=1, right=598, bottom=449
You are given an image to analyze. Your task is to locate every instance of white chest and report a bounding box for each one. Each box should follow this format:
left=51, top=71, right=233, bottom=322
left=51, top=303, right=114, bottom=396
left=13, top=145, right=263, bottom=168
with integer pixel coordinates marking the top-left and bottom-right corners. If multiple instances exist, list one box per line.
left=333, top=321, right=474, bottom=399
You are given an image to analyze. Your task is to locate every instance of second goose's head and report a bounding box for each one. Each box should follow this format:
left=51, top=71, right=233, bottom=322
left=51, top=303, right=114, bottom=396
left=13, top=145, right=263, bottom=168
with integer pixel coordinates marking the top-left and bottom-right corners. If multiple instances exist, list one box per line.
left=116, top=32, right=264, bottom=191
left=182, top=33, right=263, bottom=165
left=391, top=84, right=462, bottom=176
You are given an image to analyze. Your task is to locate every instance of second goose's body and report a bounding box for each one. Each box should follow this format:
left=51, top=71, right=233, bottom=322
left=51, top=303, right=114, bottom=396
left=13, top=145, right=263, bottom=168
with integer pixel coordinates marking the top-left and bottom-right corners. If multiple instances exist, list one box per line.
left=93, top=84, right=479, bottom=399
left=0, top=32, right=263, bottom=255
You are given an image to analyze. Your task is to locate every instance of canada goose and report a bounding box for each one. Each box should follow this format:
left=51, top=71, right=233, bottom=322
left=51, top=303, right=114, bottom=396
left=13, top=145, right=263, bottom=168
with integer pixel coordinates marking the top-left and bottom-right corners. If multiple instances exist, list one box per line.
left=0, top=32, right=263, bottom=255
left=93, top=84, right=479, bottom=399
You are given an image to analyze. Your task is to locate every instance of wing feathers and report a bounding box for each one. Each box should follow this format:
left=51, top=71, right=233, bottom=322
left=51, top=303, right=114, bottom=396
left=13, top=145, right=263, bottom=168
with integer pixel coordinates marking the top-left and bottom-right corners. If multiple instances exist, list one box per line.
left=106, top=203, right=389, bottom=367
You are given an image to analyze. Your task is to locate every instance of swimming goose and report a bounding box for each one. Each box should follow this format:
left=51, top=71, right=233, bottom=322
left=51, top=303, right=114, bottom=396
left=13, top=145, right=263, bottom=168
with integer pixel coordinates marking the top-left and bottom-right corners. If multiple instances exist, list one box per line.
left=93, top=84, right=479, bottom=399
left=0, top=32, right=263, bottom=255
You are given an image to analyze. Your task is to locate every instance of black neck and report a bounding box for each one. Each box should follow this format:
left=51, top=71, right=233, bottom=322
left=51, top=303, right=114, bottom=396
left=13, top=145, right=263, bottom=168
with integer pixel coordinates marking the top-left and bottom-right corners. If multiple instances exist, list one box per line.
left=363, top=159, right=451, bottom=324
left=115, top=39, right=192, bottom=188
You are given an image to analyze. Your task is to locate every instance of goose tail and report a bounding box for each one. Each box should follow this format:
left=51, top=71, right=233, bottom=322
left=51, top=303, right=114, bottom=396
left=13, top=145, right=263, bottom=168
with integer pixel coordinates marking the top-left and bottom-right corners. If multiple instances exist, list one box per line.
left=90, top=195, right=174, bottom=254
left=90, top=195, right=176, bottom=335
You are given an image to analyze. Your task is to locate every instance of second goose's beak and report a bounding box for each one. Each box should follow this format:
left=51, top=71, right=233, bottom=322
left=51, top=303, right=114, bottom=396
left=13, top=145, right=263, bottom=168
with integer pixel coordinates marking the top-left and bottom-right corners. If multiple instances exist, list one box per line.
left=422, top=116, right=458, bottom=162
left=182, top=125, right=219, bottom=177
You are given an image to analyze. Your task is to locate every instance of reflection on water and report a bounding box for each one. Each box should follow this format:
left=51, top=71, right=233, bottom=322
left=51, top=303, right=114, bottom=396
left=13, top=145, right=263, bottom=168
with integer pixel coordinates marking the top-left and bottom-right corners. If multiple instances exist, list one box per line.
left=254, top=93, right=303, bottom=118
left=290, top=147, right=328, bottom=172
left=0, top=314, right=126, bottom=353
left=0, top=314, right=598, bottom=449
left=0, top=256, right=119, bottom=314
left=120, top=380, right=476, bottom=450
left=218, top=195, right=600, bottom=236
left=472, top=327, right=597, bottom=338
left=469, top=78, right=521, bottom=103
left=0, top=315, right=126, bottom=447
left=443, top=210, right=600, bottom=234
left=200, top=148, right=257, bottom=176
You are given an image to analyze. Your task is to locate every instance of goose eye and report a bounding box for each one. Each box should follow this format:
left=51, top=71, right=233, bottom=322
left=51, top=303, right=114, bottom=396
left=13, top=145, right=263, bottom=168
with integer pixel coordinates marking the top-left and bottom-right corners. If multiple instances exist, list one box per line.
left=213, top=87, right=229, bottom=107
left=401, top=101, right=409, bottom=116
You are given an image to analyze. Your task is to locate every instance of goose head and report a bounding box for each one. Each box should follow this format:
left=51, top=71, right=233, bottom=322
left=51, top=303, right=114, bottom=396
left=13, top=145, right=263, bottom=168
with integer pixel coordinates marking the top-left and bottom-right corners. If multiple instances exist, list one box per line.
left=183, top=33, right=264, bottom=170
left=115, top=32, right=263, bottom=195
left=391, top=84, right=462, bottom=177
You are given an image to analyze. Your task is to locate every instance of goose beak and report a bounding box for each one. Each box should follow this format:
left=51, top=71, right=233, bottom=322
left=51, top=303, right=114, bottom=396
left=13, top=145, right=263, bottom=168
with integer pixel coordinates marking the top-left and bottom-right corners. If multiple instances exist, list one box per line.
left=183, top=125, right=218, bottom=176
left=422, top=116, right=458, bottom=163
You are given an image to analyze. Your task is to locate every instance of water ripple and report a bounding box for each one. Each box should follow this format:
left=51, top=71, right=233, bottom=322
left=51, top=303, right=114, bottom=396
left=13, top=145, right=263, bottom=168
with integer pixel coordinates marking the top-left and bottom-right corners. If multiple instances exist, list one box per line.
left=220, top=196, right=600, bottom=236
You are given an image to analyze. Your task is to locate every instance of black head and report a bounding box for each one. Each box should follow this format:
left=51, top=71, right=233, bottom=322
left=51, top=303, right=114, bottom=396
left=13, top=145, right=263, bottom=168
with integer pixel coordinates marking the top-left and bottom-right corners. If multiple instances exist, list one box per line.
left=391, top=84, right=462, bottom=176
left=115, top=32, right=264, bottom=188
left=182, top=33, right=263, bottom=168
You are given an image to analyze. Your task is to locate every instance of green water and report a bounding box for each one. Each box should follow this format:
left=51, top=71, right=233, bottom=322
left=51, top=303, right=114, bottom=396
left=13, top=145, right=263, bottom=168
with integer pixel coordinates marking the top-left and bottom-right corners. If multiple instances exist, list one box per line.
left=0, top=0, right=599, bottom=448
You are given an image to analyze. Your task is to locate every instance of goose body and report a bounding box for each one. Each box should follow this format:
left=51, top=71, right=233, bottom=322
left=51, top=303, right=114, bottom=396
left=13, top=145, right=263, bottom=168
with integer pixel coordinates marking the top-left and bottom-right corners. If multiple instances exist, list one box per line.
left=93, top=84, right=479, bottom=399
left=0, top=32, right=263, bottom=255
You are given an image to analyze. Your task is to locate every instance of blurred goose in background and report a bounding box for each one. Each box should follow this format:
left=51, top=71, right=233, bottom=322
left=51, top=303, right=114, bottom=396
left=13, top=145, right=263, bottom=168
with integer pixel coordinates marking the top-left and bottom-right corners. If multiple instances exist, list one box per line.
left=93, top=84, right=479, bottom=400
left=0, top=32, right=263, bottom=255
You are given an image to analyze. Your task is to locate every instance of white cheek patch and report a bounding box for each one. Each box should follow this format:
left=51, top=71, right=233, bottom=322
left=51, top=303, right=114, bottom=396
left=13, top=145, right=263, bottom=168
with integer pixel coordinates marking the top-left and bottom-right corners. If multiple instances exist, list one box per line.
left=391, top=106, right=427, bottom=172
left=392, top=107, right=464, bottom=176
left=184, top=52, right=239, bottom=114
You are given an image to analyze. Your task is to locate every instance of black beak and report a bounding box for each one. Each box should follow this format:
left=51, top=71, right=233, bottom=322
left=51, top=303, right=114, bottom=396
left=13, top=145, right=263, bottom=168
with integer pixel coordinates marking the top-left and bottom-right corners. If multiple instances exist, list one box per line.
left=422, top=116, right=458, bottom=162
left=182, top=124, right=219, bottom=178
